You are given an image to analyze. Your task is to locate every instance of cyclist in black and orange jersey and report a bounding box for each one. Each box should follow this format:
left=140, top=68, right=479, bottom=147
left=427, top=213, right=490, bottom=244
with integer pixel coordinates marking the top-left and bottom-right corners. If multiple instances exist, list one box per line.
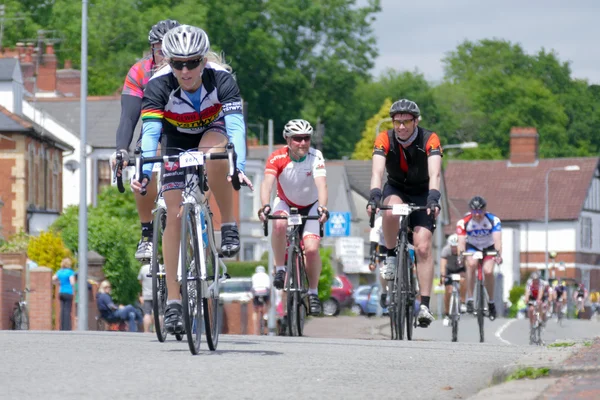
left=366, top=99, right=443, bottom=328
left=111, top=19, right=181, bottom=261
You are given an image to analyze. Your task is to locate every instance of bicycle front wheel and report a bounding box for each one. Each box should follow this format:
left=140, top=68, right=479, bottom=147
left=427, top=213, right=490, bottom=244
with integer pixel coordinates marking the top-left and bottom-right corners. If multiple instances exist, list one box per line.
left=477, top=280, right=485, bottom=343
left=405, top=253, right=415, bottom=341
left=202, top=206, right=219, bottom=351
left=151, top=206, right=167, bottom=342
left=286, top=246, right=300, bottom=337
left=296, top=250, right=308, bottom=336
left=451, top=292, right=459, bottom=342
left=180, top=203, right=202, bottom=355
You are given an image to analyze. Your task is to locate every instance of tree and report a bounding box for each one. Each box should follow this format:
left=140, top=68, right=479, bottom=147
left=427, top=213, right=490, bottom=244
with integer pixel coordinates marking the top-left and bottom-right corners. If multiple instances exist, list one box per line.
left=352, top=98, right=393, bottom=160
left=52, top=186, right=140, bottom=304
left=27, top=231, right=72, bottom=272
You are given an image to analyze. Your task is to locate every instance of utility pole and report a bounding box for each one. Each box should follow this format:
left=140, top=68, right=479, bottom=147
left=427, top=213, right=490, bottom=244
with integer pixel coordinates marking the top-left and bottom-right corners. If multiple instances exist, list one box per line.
left=267, top=119, right=276, bottom=335
left=77, top=0, right=89, bottom=331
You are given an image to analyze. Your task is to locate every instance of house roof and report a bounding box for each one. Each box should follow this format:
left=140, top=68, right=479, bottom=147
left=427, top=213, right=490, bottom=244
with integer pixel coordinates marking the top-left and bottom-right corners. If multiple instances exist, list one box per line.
left=30, top=96, right=131, bottom=149
left=0, top=105, right=73, bottom=150
left=342, top=160, right=373, bottom=199
left=0, top=58, right=17, bottom=81
left=247, top=144, right=284, bottom=161
left=445, top=157, right=600, bottom=226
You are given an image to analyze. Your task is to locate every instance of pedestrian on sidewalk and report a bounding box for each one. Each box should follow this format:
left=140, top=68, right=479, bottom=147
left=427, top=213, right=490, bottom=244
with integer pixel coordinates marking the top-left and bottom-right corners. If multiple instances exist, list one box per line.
left=52, top=258, right=75, bottom=330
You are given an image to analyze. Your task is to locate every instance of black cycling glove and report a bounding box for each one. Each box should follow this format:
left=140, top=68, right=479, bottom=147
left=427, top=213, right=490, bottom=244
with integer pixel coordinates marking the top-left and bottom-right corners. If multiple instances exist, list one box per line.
left=426, top=189, right=441, bottom=213
left=367, top=188, right=382, bottom=211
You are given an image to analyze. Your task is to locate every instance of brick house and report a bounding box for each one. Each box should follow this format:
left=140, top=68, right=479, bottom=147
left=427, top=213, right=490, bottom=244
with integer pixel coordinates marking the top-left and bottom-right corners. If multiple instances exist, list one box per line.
left=445, top=127, right=600, bottom=298
left=0, top=105, right=72, bottom=238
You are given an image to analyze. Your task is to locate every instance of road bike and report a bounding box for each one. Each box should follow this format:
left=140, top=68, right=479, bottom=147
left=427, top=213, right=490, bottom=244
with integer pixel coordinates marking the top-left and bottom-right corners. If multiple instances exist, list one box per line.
left=463, top=249, right=497, bottom=343
left=7, top=288, right=31, bottom=330
left=263, top=208, right=323, bottom=337
left=371, top=203, right=427, bottom=341
left=443, top=273, right=462, bottom=342
left=135, top=144, right=237, bottom=354
left=528, top=301, right=544, bottom=345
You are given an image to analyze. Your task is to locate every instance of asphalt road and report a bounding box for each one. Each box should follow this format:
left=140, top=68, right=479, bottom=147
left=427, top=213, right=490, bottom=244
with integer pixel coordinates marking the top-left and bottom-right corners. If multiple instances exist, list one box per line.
left=1, top=316, right=599, bottom=400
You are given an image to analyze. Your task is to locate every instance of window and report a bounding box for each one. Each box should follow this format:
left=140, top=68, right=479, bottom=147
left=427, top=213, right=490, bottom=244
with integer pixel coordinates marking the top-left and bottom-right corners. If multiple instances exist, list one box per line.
left=243, top=242, right=255, bottom=261
left=581, top=217, right=592, bottom=249
left=240, top=172, right=256, bottom=220
left=52, top=154, right=60, bottom=210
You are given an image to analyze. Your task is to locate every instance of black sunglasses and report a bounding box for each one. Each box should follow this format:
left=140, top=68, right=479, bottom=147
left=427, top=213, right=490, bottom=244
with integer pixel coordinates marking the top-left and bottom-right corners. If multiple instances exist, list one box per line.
left=291, top=136, right=311, bottom=143
left=170, top=57, right=203, bottom=71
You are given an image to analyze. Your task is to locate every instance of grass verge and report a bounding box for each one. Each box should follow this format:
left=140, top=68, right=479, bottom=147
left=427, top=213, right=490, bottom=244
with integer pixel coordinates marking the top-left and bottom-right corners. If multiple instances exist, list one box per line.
left=506, top=367, right=550, bottom=381
left=548, top=341, right=576, bottom=348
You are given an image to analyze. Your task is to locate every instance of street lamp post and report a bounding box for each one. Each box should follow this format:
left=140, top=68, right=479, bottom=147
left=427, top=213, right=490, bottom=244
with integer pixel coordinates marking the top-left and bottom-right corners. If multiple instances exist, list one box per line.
left=545, top=165, right=580, bottom=277
left=374, top=117, right=392, bottom=139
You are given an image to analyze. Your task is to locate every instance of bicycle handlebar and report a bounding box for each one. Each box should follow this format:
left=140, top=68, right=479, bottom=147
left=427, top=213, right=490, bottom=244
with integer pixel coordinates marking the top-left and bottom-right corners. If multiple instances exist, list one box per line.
left=113, top=153, right=126, bottom=193
left=134, top=143, right=237, bottom=196
left=262, top=213, right=324, bottom=238
left=369, top=204, right=429, bottom=228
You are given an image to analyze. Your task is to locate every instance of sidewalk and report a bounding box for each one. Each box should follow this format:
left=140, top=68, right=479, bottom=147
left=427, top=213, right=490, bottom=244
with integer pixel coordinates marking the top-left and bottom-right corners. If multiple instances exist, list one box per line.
left=469, top=337, right=600, bottom=400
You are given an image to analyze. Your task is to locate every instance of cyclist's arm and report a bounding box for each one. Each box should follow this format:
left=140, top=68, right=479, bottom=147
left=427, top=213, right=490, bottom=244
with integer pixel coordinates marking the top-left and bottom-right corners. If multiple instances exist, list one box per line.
left=115, top=95, right=143, bottom=151
left=260, top=173, right=277, bottom=206
left=224, top=114, right=246, bottom=172
left=370, top=155, right=386, bottom=191
left=315, top=176, right=328, bottom=208
left=427, top=155, right=442, bottom=191
left=456, top=220, right=467, bottom=254
left=440, top=257, right=447, bottom=284
left=493, top=231, right=502, bottom=255
left=140, top=77, right=168, bottom=178
left=140, top=121, right=161, bottom=177
left=215, top=69, right=245, bottom=172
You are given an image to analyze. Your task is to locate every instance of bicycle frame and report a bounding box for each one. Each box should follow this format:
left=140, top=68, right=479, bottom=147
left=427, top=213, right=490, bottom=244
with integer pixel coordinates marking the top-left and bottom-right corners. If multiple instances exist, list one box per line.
left=463, top=249, right=496, bottom=343
left=448, top=273, right=461, bottom=342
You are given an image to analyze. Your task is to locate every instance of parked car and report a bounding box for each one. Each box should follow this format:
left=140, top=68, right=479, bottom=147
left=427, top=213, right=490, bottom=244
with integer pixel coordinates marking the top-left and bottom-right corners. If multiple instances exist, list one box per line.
left=219, top=278, right=253, bottom=303
left=352, top=284, right=388, bottom=316
left=323, top=275, right=354, bottom=316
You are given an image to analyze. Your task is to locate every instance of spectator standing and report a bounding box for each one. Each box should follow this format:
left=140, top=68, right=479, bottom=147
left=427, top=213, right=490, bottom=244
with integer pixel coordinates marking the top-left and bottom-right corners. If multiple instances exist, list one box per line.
left=52, top=258, right=75, bottom=330
left=138, top=264, right=154, bottom=332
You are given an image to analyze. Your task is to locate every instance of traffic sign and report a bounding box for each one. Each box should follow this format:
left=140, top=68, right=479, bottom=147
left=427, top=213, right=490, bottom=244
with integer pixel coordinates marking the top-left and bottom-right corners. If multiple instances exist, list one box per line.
left=325, top=212, right=351, bottom=237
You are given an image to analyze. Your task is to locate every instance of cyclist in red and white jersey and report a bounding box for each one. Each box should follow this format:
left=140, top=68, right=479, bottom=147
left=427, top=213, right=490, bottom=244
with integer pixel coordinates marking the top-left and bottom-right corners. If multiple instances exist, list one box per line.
left=112, top=19, right=181, bottom=261
left=257, top=119, right=329, bottom=315
left=524, top=272, right=548, bottom=326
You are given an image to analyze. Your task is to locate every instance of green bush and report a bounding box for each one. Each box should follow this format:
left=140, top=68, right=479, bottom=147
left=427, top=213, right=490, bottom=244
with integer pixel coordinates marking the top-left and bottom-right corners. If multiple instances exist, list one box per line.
left=225, top=261, right=266, bottom=277
left=0, top=230, right=30, bottom=253
left=52, top=186, right=140, bottom=304
left=508, top=284, right=526, bottom=318
left=27, top=231, right=73, bottom=272
left=318, top=247, right=334, bottom=302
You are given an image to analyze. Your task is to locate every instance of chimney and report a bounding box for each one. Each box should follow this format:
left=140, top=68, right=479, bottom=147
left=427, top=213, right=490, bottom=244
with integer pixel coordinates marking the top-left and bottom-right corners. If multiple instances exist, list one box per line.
left=64, top=59, right=72, bottom=69
left=16, top=42, right=25, bottom=61
left=509, top=127, right=538, bottom=165
left=37, top=42, right=57, bottom=92
left=24, top=42, right=34, bottom=63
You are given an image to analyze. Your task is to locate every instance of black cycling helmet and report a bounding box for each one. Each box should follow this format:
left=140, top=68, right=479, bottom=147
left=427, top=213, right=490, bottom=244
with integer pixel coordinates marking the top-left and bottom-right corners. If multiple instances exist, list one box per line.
left=469, top=196, right=487, bottom=210
left=389, top=99, right=420, bottom=118
left=148, top=19, right=181, bottom=44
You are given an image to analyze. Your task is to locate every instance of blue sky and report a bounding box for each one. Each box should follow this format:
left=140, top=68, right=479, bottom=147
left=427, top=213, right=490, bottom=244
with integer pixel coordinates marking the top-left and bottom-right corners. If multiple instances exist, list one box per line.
left=367, top=0, right=600, bottom=84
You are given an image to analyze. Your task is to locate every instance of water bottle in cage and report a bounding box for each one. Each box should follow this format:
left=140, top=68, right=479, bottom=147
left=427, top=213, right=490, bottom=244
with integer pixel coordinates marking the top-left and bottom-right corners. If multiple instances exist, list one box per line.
left=200, top=209, right=208, bottom=250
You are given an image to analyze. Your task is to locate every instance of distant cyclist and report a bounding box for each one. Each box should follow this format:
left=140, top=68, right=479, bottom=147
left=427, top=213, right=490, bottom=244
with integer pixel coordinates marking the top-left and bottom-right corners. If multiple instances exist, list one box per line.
left=252, top=265, right=271, bottom=334
left=440, top=234, right=464, bottom=326
left=456, top=196, right=502, bottom=320
left=524, top=272, right=548, bottom=327
left=573, top=283, right=588, bottom=316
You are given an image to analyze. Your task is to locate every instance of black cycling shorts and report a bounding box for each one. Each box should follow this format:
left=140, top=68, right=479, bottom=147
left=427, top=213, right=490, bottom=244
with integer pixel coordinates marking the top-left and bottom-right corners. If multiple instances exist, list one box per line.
left=382, top=183, right=436, bottom=232
left=160, top=121, right=228, bottom=192
left=253, top=295, right=269, bottom=307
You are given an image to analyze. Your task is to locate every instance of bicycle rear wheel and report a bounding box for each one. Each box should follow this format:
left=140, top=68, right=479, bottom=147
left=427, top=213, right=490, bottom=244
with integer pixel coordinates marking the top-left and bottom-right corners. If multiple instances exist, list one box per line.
left=202, top=206, right=220, bottom=350
left=180, top=203, right=202, bottom=355
left=151, top=207, right=167, bottom=342
left=389, top=285, right=397, bottom=340
left=477, top=279, right=485, bottom=343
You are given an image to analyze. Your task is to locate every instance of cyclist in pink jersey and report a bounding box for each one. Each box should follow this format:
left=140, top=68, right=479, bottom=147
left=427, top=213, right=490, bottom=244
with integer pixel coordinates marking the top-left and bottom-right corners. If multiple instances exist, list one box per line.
left=111, top=19, right=180, bottom=260
left=257, top=119, right=329, bottom=315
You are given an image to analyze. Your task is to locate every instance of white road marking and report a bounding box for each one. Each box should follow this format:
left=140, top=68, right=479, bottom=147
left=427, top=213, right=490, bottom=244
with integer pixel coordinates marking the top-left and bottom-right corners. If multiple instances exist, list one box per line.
left=495, top=319, right=516, bottom=345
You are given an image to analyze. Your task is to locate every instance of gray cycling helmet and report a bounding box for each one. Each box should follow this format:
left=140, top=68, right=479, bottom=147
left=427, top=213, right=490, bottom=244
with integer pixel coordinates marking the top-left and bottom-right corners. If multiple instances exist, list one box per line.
left=148, top=20, right=181, bottom=44
left=530, top=272, right=540, bottom=280
left=469, top=196, right=487, bottom=210
left=283, top=119, right=314, bottom=138
left=162, top=25, right=210, bottom=59
left=389, top=99, right=420, bottom=118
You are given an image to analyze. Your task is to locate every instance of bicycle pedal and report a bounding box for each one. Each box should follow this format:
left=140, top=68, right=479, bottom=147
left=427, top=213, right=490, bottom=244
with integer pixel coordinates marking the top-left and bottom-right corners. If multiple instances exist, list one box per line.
left=224, top=273, right=231, bottom=279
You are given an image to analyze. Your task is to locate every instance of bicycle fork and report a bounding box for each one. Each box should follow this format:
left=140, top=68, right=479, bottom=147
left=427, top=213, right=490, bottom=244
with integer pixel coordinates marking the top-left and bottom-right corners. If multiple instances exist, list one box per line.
left=473, top=263, right=489, bottom=315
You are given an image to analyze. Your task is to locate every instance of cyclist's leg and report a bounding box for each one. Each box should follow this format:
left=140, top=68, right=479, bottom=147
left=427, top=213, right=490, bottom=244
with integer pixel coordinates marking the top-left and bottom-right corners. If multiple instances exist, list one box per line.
left=133, top=137, right=159, bottom=260
left=464, top=248, right=478, bottom=312
left=444, top=276, right=453, bottom=316
left=303, top=205, right=323, bottom=315
left=271, top=199, right=290, bottom=289
left=482, top=254, right=496, bottom=318
left=380, top=184, right=401, bottom=280
left=199, top=127, right=239, bottom=256
left=252, top=296, right=262, bottom=334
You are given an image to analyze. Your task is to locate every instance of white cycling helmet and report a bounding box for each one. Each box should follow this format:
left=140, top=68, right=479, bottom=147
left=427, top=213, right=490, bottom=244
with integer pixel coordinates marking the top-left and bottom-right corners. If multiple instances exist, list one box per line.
left=255, top=265, right=266, bottom=274
left=447, top=234, right=458, bottom=247
left=283, top=119, right=314, bottom=138
left=162, top=25, right=210, bottom=59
